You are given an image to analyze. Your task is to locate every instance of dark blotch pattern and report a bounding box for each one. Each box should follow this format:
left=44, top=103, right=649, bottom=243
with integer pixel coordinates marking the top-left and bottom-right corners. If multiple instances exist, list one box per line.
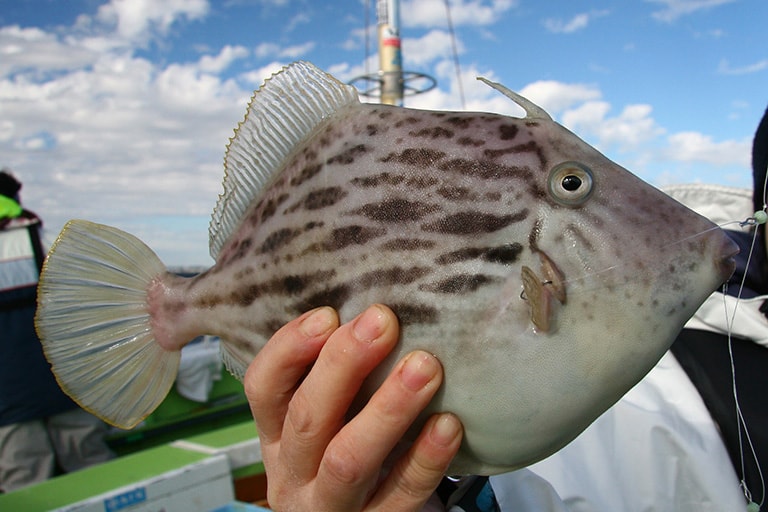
left=353, top=198, right=440, bottom=223
left=290, top=163, right=323, bottom=187
left=351, top=172, right=405, bottom=188
left=391, top=303, right=439, bottom=325
left=257, top=193, right=290, bottom=224
left=499, top=124, right=519, bottom=140
left=445, top=116, right=472, bottom=129
left=437, top=158, right=531, bottom=181
left=379, top=238, right=437, bottom=251
left=435, top=243, right=524, bottom=265
left=409, top=126, right=454, bottom=139
left=356, top=266, right=432, bottom=289
left=457, top=136, right=485, bottom=147
left=379, top=148, right=446, bottom=168
left=327, top=144, right=369, bottom=165
left=422, top=210, right=529, bottom=235
left=437, top=186, right=475, bottom=201
left=294, top=284, right=352, bottom=313
left=394, top=116, right=421, bottom=128
left=420, top=274, right=497, bottom=294
left=260, top=228, right=300, bottom=253
left=483, top=140, right=543, bottom=163
left=322, top=225, right=387, bottom=251
left=301, top=186, right=348, bottom=210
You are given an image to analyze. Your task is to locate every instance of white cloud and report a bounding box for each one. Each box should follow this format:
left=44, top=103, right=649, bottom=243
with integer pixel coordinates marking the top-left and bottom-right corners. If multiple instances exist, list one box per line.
left=0, top=26, right=99, bottom=76
left=543, top=10, right=609, bottom=34
left=646, top=0, right=736, bottom=23
left=401, top=0, right=517, bottom=28
left=717, top=58, right=768, bottom=76
left=255, top=41, right=316, bottom=60
left=95, top=0, right=209, bottom=42
left=403, top=29, right=461, bottom=66
left=198, top=45, right=249, bottom=73
left=0, top=4, right=257, bottom=266
left=664, top=132, right=751, bottom=167
left=519, top=81, right=602, bottom=115
left=562, top=101, right=665, bottom=151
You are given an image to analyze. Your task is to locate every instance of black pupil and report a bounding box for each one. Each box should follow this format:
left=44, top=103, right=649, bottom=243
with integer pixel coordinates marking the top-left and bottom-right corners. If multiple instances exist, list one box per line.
left=562, top=175, right=582, bottom=191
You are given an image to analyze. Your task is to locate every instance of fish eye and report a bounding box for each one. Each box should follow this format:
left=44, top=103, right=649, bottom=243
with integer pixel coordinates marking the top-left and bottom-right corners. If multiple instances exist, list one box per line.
left=548, top=162, right=594, bottom=206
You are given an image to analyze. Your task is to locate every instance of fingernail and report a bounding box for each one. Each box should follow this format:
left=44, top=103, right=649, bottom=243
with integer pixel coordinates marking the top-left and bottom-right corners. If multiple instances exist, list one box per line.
left=430, top=414, right=462, bottom=447
left=352, top=305, right=388, bottom=343
left=299, top=307, right=335, bottom=337
left=400, top=351, right=439, bottom=391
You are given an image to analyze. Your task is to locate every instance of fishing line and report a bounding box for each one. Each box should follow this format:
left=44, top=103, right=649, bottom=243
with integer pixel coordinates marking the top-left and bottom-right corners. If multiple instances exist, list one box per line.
left=722, top=216, right=765, bottom=511
left=727, top=160, right=768, bottom=511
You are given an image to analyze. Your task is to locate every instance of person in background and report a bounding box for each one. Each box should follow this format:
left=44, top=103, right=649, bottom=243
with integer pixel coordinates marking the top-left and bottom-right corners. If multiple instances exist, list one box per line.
left=0, top=169, right=114, bottom=493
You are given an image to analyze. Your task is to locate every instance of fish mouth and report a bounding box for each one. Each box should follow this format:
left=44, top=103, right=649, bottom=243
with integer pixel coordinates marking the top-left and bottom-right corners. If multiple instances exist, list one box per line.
left=718, top=234, right=740, bottom=282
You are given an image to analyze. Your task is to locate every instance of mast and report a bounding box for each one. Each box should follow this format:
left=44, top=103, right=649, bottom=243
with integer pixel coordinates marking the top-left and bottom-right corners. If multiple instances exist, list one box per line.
left=377, top=0, right=404, bottom=106
left=350, top=0, right=435, bottom=105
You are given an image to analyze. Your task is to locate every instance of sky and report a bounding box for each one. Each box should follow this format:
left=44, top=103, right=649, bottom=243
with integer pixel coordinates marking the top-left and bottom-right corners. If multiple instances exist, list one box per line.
left=1, top=0, right=766, bottom=267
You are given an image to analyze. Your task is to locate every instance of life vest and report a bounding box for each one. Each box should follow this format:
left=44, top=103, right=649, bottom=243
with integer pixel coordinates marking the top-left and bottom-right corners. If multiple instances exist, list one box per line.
left=0, top=211, right=44, bottom=307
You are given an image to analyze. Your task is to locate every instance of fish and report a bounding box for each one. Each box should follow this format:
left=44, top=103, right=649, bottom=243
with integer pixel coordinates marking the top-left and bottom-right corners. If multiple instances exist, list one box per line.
left=35, top=61, right=738, bottom=476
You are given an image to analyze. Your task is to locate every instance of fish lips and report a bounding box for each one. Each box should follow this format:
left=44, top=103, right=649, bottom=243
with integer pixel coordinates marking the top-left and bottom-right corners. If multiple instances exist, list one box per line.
left=718, top=234, right=740, bottom=283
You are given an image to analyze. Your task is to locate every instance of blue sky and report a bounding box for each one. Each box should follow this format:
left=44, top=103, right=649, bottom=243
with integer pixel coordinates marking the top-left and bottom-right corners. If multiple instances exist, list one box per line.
left=0, top=0, right=766, bottom=266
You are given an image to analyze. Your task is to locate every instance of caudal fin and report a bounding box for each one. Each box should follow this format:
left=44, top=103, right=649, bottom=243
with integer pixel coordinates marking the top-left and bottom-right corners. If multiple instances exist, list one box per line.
left=36, top=220, right=179, bottom=429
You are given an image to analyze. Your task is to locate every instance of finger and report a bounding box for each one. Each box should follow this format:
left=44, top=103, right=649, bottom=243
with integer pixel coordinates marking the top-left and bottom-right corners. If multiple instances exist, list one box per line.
left=368, top=413, right=463, bottom=512
left=279, top=304, right=400, bottom=482
left=313, top=350, right=444, bottom=510
left=245, top=306, right=339, bottom=445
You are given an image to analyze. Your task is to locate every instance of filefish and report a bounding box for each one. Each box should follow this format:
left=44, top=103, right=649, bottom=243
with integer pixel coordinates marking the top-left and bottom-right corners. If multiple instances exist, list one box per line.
left=36, top=61, right=738, bottom=475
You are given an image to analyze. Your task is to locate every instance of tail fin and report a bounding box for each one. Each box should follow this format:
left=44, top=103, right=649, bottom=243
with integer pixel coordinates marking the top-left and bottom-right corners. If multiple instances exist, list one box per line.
left=36, top=220, right=179, bottom=429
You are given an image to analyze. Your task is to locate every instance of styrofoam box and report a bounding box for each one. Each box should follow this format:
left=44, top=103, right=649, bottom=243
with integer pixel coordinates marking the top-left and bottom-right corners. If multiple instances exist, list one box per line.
left=54, top=454, right=234, bottom=512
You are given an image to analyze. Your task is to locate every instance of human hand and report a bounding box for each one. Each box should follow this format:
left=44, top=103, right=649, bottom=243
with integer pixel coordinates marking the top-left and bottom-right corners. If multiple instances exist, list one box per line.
left=245, top=304, right=463, bottom=512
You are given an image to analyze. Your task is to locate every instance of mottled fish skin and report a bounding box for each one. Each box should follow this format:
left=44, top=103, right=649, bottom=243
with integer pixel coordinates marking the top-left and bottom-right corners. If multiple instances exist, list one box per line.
left=152, top=100, right=737, bottom=474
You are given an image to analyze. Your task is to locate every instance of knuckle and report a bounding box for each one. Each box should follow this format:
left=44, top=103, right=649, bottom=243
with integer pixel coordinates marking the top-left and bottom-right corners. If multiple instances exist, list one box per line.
left=322, top=440, right=367, bottom=487
left=283, top=391, right=324, bottom=447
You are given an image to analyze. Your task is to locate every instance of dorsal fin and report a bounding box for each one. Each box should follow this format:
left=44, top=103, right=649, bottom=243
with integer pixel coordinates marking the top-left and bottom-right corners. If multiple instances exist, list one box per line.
left=209, top=61, right=360, bottom=258
left=477, top=76, right=553, bottom=121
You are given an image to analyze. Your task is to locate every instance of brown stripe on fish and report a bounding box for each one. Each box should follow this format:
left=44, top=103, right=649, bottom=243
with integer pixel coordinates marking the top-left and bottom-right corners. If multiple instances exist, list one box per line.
left=350, top=172, right=405, bottom=188
left=499, top=123, right=519, bottom=140
left=379, top=238, right=437, bottom=251
left=483, top=140, right=546, bottom=169
left=457, top=136, right=486, bottom=147
left=320, top=225, right=387, bottom=251
left=435, top=244, right=524, bottom=265
left=290, top=163, right=323, bottom=187
left=225, top=269, right=339, bottom=307
left=379, top=148, right=446, bottom=168
left=390, top=303, right=439, bottom=325
left=406, top=176, right=440, bottom=188
left=253, top=192, right=289, bottom=225
left=437, top=186, right=477, bottom=201
left=351, top=198, right=441, bottom=223
left=437, top=158, right=532, bottom=181
left=409, top=127, right=455, bottom=139
left=291, top=283, right=352, bottom=314
left=394, top=116, right=421, bottom=128
left=326, top=144, right=369, bottom=165
left=355, top=266, right=432, bottom=289
left=419, top=274, right=500, bottom=294
left=422, top=210, right=529, bottom=235
left=444, top=116, right=472, bottom=129
left=260, top=227, right=300, bottom=254
left=284, top=186, right=348, bottom=213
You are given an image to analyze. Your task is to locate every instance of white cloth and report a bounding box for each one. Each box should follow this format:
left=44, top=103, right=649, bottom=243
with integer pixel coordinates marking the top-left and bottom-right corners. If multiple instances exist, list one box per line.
left=175, top=336, right=223, bottom=402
